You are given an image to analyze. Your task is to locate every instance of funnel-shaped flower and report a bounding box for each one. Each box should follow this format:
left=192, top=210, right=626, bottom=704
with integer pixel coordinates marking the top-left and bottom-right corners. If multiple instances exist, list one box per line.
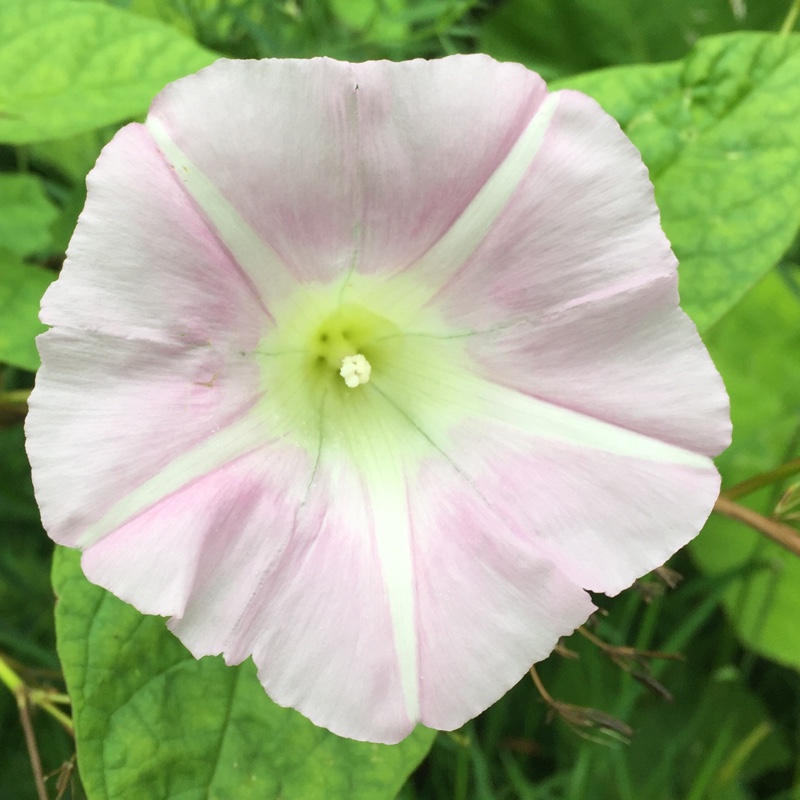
left=26, top=56, right=730, bottom=743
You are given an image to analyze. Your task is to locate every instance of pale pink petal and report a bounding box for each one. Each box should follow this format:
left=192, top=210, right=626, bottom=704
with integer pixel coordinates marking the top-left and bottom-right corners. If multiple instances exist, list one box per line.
left=41, top=123, right=265, bottom=343
left=80, top=443, right=313, bottom=617
left=241, top=455, right=413, bottom=743
left=409, top=457, right=595, bottom=729
left=84, top=446, right=413, bottom=743
left=96, top=441, right=592, bottom=742
left=26, top=328, right=262, bottom=546
left=350, top=57, right=549, bottom=276
left=373, top=361, right=722, bottom=598
left=147, top=56, right=549, bottom=283
left=412, top=88, right=730, bottom=458
left=27, top=119, right=275, bottom=548
left=431, top=90, right=677, bottom=322
left=464, top=277, right=731, bottom=457
left=447, top=418, right=721, bottom=596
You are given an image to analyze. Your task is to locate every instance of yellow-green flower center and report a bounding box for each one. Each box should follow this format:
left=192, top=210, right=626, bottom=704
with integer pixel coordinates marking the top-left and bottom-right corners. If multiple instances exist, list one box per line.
left=309, top=303, right=398, bottom=386
left=253, top=273, right=472, bottom=462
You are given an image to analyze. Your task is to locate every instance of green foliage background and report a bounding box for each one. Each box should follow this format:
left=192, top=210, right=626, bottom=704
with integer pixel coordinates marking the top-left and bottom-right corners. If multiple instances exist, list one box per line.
left=1, top=1, right=799, bottom=798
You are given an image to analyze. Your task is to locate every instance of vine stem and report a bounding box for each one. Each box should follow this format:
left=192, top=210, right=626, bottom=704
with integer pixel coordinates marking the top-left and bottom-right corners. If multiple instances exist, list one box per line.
left=1, top=658, right=48, bottom=799
left=0, top=388, right=31, bottom=403
left=781, top=0, right=800, bottom=35
left=713, top=495, right=800, bottom=558
left=19, top=701, right=49, bottom=800
left=722, top=458, right=800, bottom=500
left=0, top=654, right=73, bottom=732
left=529, top=665, right=556, bottom=706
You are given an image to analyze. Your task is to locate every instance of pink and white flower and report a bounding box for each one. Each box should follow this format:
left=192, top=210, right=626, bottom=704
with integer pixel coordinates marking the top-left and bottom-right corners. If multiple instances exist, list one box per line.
left=25, top=56, right=730, bottom=743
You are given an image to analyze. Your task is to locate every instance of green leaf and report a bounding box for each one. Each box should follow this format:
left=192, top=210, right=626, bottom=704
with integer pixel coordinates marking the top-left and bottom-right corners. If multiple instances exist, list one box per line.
left=53, top=546, right=435, bottom=800
left=0, top=0, right=218, bottom=144
left=692, top=269, right=800, bottom=669
left=480, top=0, right=787, bottom=81
left=0, top=252, right=55, bottom=371
left=329, top=0, right=407, bottom=40
left=30, top=127, right=116, bottom=184
left=0, top=173, right=58, bottom=257
left=558, top=33, right=800, bottom=332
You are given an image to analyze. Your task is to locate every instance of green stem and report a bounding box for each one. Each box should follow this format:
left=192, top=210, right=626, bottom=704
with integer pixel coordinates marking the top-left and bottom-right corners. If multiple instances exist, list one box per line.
left=0, top=388, right=31, bottom=404
left=36, top=699, right=74, bottom=733
left=0, top=654, right=74, bottom=733
left=722, top=458, right=800, bottom=500
left=0, top=654, right=24, bottom=694
left=780, top=0, right=800, bottom=35
left=717, top=721, right=772, bottom=786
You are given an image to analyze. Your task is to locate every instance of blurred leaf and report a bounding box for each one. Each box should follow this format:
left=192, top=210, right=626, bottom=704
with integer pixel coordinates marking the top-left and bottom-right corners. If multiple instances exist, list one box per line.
left=28, top=128, right=117, bottom=255
left=631, top=670, right=790, bottom=799
left=480, top=0, right=787, bottom=80
left=692, top=270, right=800, bottom=668
left=559, top=32, right=800, bottom=332
left=53, top=546, right=436, bottom=800
left=0, top=252, right=54, bottom=371
left=544, top=592, right=791, bottom=800
left=0, top=0, right=218, bottom=144
left=0, top=426, right=39, bottom=526
left=0, top=173, right=58, bottom=257
left=329, top=0, right=407, bottom=40
left=30, top=127, right=116, bottom=184
left=92, top=0, right=197, bottom=36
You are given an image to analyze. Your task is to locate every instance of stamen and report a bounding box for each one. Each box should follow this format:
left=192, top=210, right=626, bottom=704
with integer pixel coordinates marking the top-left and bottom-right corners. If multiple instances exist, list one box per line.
left=340, top=354, right=372, bottom=388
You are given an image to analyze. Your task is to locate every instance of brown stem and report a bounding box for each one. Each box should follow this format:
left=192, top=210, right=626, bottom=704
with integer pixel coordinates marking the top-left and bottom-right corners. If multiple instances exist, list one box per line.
left=713, top=495, right=800, bottom=559
left=577, top=626, right=682, bottom=661
left=18, top=698, right=49, bottom=800
left=529, top=665, right=556, bottom=706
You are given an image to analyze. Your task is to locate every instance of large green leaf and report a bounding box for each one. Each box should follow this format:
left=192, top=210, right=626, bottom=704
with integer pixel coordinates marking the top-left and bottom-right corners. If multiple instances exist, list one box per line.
left=0, top=0, right=217, bottom=144
left=480, top=0, right=787, bottom=80
left=692, top=269, right=800, bottom=669
left=53, top=547, right=435, bottom=800
left=0, top=251, right=55, bottom=371
left=559, top=33, right=800, bottom=332
left=0, top=173, right=58, bottom=257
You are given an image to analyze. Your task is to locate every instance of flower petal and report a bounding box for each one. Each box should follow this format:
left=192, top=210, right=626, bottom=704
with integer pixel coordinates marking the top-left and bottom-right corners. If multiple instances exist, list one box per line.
left=447, top=418, right=720, bottom=596
left=26, top=327, right=266, bottom=546
left=80, top=429, right=595, bottom=743
left=429, top=89, right=679, bottom=319
left=350, top=56, right=550, bottom=277
left=409, top=457, right=595, bottom=730
left=80, top=443, right=313, bottom=618
left=41, top=123, right=265, bottom=343
left=402, top=86, right=731, bottom=457
left=374, top=356, right=721, bottom=596
left=145, top=116, right=299, bottom=313
left=146, top=56, right=551, bottom=283
left=464, top=277, right=731, bottom=456
left=83, top=443, right=414, bottom=743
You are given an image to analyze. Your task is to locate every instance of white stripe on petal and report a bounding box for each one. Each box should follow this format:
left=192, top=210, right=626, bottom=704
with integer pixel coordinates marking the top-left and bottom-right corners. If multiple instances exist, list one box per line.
left=77, top=411, right=277, bottom=548
left=409, top=93, right=560, bottom=295
left=375, top=355, right=712, bottom=469
left=146, top=117, right=297, bottom=312
left=472, top=380, right=713, bottom=468
left=361, top=447, right=420, bottom=723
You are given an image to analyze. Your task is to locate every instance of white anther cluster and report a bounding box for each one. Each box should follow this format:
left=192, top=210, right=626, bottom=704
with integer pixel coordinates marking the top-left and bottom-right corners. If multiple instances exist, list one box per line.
left=339, top=354, right=372, bottom=388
